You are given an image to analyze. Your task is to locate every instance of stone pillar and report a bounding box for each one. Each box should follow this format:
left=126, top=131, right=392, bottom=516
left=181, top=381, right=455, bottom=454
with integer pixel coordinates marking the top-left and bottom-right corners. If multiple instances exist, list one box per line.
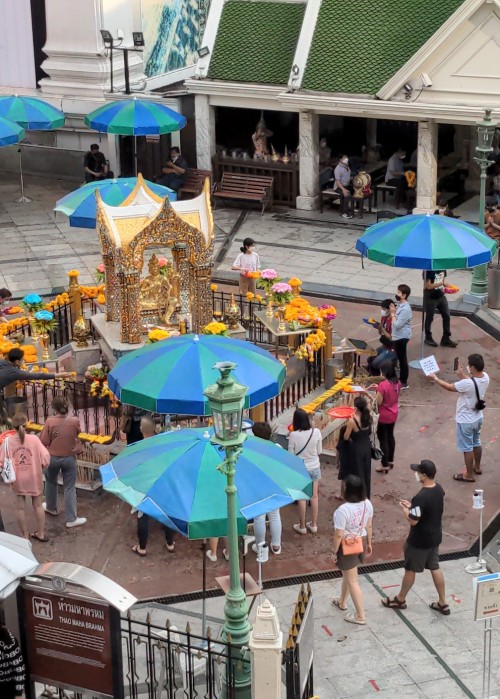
left=195, top=95, right=216, bottom=172
left=415, top=121, right=438, bottom=213
left=296, top=111, right=320, bottom=211
left=40, top=0, right=144, bottom=97
left=249, top=599, right=282, bottom=699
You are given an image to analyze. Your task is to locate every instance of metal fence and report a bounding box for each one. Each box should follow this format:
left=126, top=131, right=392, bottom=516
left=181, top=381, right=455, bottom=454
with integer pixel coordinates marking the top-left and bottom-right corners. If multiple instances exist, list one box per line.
left=121, top=614, right=247, bottom=699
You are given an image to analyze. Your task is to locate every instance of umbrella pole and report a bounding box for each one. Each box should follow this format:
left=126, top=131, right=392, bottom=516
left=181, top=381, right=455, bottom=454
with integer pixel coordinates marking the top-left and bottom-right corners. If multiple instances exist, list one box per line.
left=201, top=540, right=207, bottom=637
left=134, top=135, right=138, bottom=176
left=15, top=145, right=32, bottom=204
left=409, top=278, right=426, bottom=369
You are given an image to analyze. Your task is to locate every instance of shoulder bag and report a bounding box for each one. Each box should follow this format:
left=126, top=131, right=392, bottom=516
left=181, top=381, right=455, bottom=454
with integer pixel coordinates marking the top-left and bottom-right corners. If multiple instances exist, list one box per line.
left=1, top=438, right=16, bottom=484
left=341, top=501, right=366, bottom=556
left=295, top=429, right=314, bottom=457
left=471, top=377, right=486, bottom=411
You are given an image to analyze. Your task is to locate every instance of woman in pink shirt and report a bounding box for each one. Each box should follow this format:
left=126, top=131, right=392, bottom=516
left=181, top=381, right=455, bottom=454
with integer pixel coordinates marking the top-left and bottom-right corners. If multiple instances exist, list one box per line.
left=0, top=413, right=50, bottom=541
left=375, top=360, right=401, bottom=474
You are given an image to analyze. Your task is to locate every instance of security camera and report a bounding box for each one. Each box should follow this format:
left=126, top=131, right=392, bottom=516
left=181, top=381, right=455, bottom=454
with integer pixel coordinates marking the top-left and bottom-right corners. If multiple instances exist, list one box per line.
left=421, top=72, right=433, bottom=88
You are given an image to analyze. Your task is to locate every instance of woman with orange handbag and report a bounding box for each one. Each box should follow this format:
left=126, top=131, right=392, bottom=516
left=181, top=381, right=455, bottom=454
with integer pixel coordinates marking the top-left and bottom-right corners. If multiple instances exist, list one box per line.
left=331, top=475, right=373, bottom=625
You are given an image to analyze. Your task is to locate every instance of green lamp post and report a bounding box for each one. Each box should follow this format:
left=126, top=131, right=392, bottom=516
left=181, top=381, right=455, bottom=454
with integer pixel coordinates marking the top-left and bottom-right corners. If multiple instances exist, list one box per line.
left=204, top=361, right=252, bottom=698
left=469, top=109, right=497, bottom=298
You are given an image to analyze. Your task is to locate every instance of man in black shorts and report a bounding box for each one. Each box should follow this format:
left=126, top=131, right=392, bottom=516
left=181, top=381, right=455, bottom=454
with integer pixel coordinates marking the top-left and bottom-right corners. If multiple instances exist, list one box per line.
left=423, top=270, right=457, bottom=348
left=382, top=460, right=450, bottom=615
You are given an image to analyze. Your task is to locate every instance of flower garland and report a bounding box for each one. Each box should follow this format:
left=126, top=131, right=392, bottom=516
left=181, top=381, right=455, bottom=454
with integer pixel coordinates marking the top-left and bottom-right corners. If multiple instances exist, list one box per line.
left=26, top=421, right=113, bottom=444
left=147, top=328, right=170, bottom=343
left=203, top=321, right=229, bottom=336
left=295, top=329, right=326, bottom=363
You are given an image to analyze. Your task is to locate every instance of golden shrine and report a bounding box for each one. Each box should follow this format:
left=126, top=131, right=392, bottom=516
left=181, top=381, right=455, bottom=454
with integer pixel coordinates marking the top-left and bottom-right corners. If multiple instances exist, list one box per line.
left=95, top=174, right=214, bottom=344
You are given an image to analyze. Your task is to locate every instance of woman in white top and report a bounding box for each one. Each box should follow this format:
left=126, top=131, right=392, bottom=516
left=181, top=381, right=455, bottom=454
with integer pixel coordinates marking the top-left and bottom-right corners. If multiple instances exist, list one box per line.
left=232, top=237, right=260, bottom=294
left=288, top=408, right=322, bottom=535
left=332, top=475, right=373, bottom=625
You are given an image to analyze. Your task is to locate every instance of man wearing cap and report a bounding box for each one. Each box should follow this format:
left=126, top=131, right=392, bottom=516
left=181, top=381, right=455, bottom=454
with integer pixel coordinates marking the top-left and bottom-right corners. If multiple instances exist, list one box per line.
left=382, top=460, right=449, bottom=615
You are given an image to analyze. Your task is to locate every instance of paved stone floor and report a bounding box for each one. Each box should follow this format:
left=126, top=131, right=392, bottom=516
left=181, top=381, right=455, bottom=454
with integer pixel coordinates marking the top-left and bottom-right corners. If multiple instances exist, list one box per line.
left=133, top=558, right=498, bottom=698
left=1, top=174, right=499, bottom=698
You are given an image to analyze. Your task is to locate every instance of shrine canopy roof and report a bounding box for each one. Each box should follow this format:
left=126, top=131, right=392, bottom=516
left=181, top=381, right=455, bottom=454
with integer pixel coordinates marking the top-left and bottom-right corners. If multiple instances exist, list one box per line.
left=302, top=0, right=464, bottom=95
left=96, top=177, right=213, bottom=251
left=207, top=0, right=306, bottom=85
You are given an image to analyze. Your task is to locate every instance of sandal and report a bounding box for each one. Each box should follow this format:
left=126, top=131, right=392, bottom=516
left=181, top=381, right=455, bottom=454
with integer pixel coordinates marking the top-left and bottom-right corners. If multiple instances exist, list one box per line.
left=165, top=542, right=175, bottom=553
left=453, top=473, right=475, bottom=482
left=131, top=544, right=146, bottom=557
left=381, top=596, right=407, bottom=610
left=430, top=601, right=451, bottom=616
left=331, top=597, right=347, bottom=611
left=473, top=468, right=482, bottom=475
left=375, top=467, right=389, bottom=474
left=30, top=532, right=49, bottom=542
left=345, top=612, right=366, bottom=625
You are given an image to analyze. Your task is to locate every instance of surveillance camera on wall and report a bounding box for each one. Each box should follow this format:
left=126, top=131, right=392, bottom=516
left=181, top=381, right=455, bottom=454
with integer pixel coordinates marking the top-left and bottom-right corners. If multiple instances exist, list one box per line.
left=421, top=73, right=433, bottom=88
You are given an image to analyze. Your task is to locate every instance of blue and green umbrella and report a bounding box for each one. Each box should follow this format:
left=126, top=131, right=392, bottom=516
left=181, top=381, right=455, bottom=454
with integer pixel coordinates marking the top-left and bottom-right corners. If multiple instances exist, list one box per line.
left=0, top=95, right=65, bottom=130
left=84, top=98, right=186, bottom=135
left=355, top=214, right=496, bottom=270
left=0, top=117, right=24, bottom=147
left=108, top=334, right=286, bottom=415
left=100, top=428, right=312, bottom=539
left=54, top=177, right=176, bottom=229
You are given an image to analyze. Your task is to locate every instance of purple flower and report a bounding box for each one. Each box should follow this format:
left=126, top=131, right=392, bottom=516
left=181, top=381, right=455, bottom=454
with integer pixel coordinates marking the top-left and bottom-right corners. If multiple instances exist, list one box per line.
left=260, top=269, right=278, bottom=280
left=271, top=282, right=292, bottom=294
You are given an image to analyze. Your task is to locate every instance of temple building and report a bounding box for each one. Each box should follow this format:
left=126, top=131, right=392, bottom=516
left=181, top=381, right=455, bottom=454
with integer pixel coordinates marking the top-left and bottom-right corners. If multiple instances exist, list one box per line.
left=188, top=0, right=500, bottom=214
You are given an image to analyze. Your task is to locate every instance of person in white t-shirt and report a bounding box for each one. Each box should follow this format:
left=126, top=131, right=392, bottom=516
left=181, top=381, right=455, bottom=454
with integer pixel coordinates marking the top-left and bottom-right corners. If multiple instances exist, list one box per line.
left=232, top=237, right=260, bottom=294
left=288, top=408, right=322, bottom=535
left=332, top=475, right=373, bottom=625
left=429, top=353, right=490, bottom=482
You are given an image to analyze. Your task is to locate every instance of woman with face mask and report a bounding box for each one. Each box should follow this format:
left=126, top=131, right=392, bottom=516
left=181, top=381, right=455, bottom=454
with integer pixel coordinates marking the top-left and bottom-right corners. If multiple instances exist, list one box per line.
left=232, top=237, right=260, bottom=294
left=0, top=289, right=12, bottom=324
left=367, top=299, right=396, bottom=375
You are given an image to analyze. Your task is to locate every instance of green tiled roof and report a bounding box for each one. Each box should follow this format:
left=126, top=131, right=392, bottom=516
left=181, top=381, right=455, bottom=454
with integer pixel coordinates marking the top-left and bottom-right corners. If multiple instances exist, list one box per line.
left=208, top=1, right=305, bottom=85
left=303, top=0, right=464, bottom=94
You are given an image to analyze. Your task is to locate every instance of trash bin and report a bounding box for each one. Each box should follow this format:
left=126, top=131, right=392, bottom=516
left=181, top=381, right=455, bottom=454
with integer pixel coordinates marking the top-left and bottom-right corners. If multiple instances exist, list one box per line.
left=325, top=358, right=344, bottom=389
left=488, top=265, right=500, bottom=310
left=5, top=396, right=28, bottom=418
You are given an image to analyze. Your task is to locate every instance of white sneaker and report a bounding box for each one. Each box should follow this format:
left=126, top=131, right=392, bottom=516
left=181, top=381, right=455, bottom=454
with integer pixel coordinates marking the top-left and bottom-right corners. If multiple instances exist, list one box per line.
left=222, top=548, right=230, bottom=561
left=42, top=503, right=59, bottom=516
left=293, top=523, right=307, bottom=535
left=66, top=517, right=86, bottom=528
left=306, top=522, right=318, bottom=534
left=206, top=550, right=217, bottom=562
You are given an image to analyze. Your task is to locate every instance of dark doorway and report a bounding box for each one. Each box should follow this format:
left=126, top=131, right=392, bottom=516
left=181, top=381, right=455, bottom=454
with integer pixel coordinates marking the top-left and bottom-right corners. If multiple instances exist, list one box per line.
left=215, top=107, right=298, bottom=155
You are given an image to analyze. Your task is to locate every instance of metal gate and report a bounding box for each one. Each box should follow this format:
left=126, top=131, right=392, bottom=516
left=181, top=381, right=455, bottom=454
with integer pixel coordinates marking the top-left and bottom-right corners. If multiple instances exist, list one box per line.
left=285, top=584, right=314, bottom=699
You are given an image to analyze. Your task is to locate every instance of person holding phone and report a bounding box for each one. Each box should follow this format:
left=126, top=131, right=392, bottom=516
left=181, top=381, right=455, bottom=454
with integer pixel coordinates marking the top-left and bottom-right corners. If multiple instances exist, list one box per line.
left=429, top=353, right=489, bottom=482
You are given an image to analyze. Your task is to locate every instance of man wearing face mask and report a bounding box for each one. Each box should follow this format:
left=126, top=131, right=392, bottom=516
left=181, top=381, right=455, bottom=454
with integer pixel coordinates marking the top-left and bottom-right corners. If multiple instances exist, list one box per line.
left=384, top=147, right=408, bottom=206
left=429, top=353, right=489, bottom=482
left=391, top=284, right=412, bottom=389
left=383, top=460, right=449, bottom=614
left=334, top=154, right=353, bottom=219
left=423, top=270, right=457, bottom=348
left=158, top=147, right=188, bottom=191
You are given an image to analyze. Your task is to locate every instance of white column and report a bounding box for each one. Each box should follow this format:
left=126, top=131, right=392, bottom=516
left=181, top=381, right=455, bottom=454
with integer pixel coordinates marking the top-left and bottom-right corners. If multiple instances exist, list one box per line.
left=249, top=599, right=282, bottom=699
left=296, top=111, right=320, bottom=211
left=415, top=120, right=438, bottom=213
left=195, top=94, right=216, bottom=171
left=40, top=0, right=144, bottom=98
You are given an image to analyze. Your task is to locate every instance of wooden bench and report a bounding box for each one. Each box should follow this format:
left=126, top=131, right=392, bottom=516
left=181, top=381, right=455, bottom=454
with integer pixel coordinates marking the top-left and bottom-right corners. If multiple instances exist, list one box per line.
left=213, top=173, right=274, bottom=215
left=374, top=183, right=399, bottom=207
left=177, top=168, right=212, bottom=199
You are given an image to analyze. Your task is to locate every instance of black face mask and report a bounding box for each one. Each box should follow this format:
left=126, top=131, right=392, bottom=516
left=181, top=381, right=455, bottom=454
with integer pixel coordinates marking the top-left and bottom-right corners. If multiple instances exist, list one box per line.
left=395, top=295, right=401, bottom=302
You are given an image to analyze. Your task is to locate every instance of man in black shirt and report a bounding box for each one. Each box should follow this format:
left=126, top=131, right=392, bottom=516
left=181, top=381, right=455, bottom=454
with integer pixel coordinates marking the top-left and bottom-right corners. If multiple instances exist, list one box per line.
left=157, top=147, right=188, bottom=191
left=84, top=144, right=109, bottom=183
left=382, top=460, right=450, bottom=615
left=423, top=270, right=457, bottom=348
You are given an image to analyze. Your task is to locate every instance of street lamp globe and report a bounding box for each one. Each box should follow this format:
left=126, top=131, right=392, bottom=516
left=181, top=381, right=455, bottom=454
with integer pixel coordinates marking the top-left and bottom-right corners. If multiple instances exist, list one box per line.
left=476, top=109, right=495, bottom=154
left=204, top=361, right=248, bottom=447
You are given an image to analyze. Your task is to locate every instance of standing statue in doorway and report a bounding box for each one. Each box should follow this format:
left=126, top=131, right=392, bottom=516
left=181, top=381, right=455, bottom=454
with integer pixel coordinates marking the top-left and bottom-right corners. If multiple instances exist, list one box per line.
left=252, top=113, right=273, bottom=160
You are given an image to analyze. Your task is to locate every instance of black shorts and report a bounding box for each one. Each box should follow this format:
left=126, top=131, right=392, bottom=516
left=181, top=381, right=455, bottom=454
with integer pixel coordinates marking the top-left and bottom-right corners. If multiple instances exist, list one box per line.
left=403, top=542, right=439, bottom=573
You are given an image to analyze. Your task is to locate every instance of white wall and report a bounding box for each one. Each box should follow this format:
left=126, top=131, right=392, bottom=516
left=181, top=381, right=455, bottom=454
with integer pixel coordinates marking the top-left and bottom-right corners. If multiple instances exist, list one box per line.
left=0, top=0, right=36, bottom=89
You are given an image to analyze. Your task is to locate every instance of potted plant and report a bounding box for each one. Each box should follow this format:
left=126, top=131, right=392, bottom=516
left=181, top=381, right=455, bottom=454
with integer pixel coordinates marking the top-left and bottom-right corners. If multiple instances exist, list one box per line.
left=32, top=310, right=57, bottom=359
left=271, top=282, right=293, bottom=332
